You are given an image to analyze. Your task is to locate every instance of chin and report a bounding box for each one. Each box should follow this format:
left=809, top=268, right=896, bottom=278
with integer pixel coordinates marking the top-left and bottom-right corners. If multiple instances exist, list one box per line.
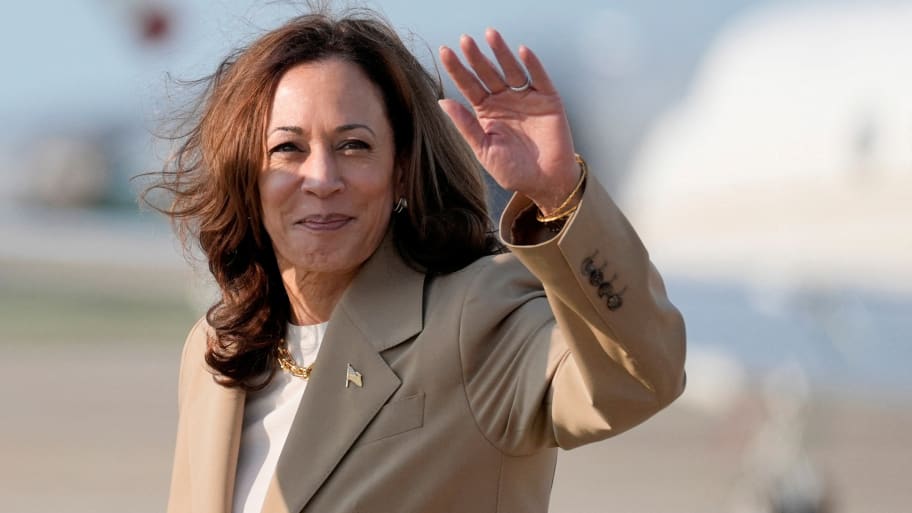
left=291, top=243, right=377, bottom=274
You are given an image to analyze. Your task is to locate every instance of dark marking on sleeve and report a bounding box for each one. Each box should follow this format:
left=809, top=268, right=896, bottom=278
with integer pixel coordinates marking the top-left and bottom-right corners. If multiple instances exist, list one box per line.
left=581, top=251, right=628, bottom=311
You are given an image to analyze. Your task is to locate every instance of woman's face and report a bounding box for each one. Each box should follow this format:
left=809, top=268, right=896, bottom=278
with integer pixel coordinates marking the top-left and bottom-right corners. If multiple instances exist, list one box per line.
left=260, top=58, right=397, bottom=277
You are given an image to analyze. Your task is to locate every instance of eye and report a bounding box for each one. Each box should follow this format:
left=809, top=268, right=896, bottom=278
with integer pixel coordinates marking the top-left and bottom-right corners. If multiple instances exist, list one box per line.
left=338, top=139, right=371, bottom=152
left=268, top=142, right=301, bottom=155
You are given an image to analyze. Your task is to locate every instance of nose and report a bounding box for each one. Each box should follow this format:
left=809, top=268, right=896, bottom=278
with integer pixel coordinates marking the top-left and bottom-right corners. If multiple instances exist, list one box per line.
left=298, top=147, right=344, bottom=198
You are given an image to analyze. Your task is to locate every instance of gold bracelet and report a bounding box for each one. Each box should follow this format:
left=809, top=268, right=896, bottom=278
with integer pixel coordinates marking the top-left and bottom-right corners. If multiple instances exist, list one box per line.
left=536, top=154, right=588, bottom=224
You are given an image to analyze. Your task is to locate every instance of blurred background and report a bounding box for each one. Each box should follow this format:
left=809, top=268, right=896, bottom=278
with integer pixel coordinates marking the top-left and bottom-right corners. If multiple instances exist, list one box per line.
left=1, top=0, right=909, bottom=512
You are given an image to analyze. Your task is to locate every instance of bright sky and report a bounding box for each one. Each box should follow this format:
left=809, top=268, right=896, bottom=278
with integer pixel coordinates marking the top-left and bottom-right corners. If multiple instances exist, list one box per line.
left=0, top=0, right=570, bottom=136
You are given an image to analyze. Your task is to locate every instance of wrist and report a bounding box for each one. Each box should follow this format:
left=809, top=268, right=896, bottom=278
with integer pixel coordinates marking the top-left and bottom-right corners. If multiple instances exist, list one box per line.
left=533, top=154, right=588, bottom=224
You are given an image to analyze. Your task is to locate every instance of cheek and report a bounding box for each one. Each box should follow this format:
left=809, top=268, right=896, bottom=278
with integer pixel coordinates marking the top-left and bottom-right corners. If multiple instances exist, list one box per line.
left=362, top=177, right=396, bottom=218
left=258, top=172, right=296, bottom=235
left=259, top=171, right=296, bottom=207
left=354, top=177, right=395, bottom=246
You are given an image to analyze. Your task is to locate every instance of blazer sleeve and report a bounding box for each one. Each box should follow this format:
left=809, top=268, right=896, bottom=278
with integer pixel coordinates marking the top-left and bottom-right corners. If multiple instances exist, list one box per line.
left=458, top=174, right=686, bottom=455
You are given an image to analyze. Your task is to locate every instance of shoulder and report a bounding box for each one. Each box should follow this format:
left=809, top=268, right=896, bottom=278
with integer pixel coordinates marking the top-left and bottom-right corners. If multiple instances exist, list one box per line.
left=176, top=316, right=213, bottom=404
left=181, top=316, right=211, bottom=364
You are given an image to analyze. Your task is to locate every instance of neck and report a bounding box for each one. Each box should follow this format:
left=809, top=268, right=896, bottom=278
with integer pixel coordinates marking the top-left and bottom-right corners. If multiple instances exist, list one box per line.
left=281, top=266, right=357, bottom=325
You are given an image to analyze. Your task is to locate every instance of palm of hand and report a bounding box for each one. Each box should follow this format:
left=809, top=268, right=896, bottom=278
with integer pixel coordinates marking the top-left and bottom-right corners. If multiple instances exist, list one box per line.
left=439, top=29, right=579, bottom=212
left=473, top=91, right=573, bottom=194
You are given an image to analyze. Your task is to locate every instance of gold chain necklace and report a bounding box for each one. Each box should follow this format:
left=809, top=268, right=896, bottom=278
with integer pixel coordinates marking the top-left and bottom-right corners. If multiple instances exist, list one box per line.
left=276, top=340, right=313, bottom=379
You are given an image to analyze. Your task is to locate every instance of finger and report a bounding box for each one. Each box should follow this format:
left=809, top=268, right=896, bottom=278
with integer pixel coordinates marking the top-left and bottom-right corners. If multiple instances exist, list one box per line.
left=518, top=45, right=556, bottom=95
left=438, top=99, right=485, bottom=156
left=485, top=28, right=529, bottom=90
left=439, top=45, right=488, bottom=106
left=459, top=34, right=507, bottom=94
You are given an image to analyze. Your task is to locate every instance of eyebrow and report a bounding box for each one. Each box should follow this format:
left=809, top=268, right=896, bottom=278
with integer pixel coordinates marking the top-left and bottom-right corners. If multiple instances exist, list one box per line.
left=337, top=123, right=376, bottom=137
left=268, top=124, right=376, bottom=137
left=270, top=126, right=303, bottom=135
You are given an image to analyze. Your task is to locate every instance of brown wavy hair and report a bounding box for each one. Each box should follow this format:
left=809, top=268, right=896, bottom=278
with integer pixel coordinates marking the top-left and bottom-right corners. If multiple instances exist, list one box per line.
left=142, top=8, right=501, bottom=389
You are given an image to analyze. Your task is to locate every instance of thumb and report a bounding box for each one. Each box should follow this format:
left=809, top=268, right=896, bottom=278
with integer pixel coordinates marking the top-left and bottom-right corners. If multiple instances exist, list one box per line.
left=438, top=99, right=485, bottom=156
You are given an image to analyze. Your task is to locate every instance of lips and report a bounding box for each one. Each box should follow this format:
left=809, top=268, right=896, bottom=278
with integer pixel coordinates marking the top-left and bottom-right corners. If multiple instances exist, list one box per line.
left=294, top=213, right=354, bottom=231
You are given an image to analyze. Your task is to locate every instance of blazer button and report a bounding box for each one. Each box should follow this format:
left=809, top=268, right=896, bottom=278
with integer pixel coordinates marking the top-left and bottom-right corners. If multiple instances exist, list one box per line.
left=588, top=269, right=603, bottom=286
left=581, top=257, right=596, bottom=276
left=606, top=295, right=623, bottom=311
left=597, top=281, right=615, bottom=298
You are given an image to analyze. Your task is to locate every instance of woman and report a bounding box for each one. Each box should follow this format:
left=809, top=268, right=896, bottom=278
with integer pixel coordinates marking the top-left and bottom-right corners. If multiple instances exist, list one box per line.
left=150, top=8, right=686, bottom=513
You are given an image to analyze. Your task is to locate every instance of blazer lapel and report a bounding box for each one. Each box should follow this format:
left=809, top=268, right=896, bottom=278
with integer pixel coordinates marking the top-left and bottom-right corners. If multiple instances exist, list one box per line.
left=261, top=235, right=425, bottom=513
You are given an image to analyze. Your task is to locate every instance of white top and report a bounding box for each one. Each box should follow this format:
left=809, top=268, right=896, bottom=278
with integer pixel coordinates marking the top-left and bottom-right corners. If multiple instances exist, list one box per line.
left=232, top=322, right=327, bottom=513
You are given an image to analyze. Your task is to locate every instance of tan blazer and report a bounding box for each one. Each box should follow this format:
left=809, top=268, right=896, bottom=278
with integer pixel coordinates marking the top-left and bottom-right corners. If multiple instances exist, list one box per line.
left=166, top=176, right=686, bottom=513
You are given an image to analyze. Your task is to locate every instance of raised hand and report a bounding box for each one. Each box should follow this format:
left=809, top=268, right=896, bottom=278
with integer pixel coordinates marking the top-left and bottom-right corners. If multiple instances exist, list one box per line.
left=438, top=28, right=581, bottom=215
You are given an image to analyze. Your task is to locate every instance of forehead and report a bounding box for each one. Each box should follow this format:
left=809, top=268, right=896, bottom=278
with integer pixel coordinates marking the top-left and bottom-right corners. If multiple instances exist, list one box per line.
left=267, top=58, right=388, bottom=128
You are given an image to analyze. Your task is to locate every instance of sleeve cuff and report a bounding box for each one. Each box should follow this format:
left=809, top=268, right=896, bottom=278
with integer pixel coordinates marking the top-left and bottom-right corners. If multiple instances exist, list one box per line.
left=499, top=192, right=580, bottom=248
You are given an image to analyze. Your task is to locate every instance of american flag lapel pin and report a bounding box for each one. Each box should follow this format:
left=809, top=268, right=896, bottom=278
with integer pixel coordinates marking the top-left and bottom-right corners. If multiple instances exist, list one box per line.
left=346, top=363, right=363, bottom=388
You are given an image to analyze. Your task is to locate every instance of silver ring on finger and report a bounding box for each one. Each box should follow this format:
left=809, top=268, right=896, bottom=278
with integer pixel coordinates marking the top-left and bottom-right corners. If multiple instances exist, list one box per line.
left=507, top=76, right=532, bottom=92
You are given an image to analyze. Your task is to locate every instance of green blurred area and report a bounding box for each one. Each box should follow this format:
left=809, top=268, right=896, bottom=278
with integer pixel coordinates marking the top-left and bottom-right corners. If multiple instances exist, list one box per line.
left=0, top=259, right=199, bottom=345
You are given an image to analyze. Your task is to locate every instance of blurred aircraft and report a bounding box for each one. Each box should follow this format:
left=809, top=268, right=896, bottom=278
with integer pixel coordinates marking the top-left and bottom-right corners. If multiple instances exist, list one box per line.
left=625, top=1, right=912, bottom=297
left=625, top=5, right=912, bottom=509
left=628, top=3, right=912, bottom=452
left=623, top=0, right=911, bottom=365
